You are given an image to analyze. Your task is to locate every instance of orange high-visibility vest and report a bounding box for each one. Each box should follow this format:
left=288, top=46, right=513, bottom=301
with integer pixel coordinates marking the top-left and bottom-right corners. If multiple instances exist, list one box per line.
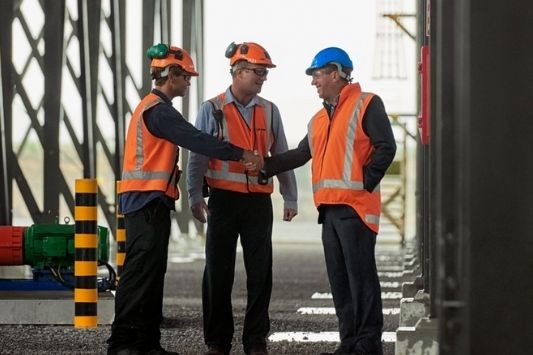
left=308, top=83, right=381, bottom=232
left=121, top=92, right=180, bottom=199
left=205, top=93, right=274, bottom=194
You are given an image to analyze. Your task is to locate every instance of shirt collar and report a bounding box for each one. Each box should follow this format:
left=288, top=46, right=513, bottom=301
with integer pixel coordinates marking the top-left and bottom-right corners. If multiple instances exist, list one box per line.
left=224, top=87, right=261, bottom=109
left=323, top=96, right=339, bottom=118
left=322, top=83, right=362, bottom=118
left=152, top=88, right=172, bottom=104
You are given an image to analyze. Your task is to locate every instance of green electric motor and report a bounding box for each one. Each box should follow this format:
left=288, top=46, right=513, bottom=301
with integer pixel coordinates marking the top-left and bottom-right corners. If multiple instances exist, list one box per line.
left=23, top=223, right=110, bottom=268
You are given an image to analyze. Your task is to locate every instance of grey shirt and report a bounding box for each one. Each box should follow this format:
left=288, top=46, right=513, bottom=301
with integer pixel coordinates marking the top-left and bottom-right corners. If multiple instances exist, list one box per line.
left=187, top=87, right=298, bottom=211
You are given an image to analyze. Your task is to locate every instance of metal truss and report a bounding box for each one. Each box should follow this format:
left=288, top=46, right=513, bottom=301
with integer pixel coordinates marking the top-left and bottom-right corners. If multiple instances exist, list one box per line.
left=373, top=0, right=415, bottom=80
left=0, top=0, right=204, bottom=238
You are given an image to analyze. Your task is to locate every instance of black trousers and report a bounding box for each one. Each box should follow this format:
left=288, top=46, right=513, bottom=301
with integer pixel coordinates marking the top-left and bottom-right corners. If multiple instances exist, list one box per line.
left=321, top=205, right=383, bottom=355
left=203, top=189, right=273, bottom=354
left=107, top=198, right=171, bottom=353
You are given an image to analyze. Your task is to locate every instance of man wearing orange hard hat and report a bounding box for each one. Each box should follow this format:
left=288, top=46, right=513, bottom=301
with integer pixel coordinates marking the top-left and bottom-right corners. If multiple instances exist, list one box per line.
left=187, top=42, right=297, bottom=355
left=107, top=44, right=262, bottom=355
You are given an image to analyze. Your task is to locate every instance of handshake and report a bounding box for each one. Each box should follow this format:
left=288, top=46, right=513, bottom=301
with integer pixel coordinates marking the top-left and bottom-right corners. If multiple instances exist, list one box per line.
left=241, top=150, right=264, bottom=173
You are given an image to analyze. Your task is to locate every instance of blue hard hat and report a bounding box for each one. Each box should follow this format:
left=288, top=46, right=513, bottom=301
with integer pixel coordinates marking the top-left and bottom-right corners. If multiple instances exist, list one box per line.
left=305, top=47, right=353, bottom=75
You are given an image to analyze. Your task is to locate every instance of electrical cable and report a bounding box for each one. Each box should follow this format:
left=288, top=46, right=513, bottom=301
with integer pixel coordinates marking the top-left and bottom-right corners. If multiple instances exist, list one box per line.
left=45, top=263, right=74, bottom=290
left=98, top=259, right=117, bottom=291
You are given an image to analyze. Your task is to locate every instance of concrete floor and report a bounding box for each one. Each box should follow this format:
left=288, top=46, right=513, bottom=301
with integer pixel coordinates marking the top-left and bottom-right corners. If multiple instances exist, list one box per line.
left=0, top=222, right=409, bottom=354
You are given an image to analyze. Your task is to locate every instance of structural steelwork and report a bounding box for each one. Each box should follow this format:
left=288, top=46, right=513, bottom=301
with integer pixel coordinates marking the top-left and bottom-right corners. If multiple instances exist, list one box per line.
left=0, top=0, right=204, bottom=236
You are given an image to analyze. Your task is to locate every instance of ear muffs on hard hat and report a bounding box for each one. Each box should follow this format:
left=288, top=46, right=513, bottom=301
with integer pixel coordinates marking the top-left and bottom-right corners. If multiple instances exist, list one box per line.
left=305, top=47, right=353, bottom=79
left=225, top=41, right=276, bottom=68
left=147, top=43, right=199, bottom=76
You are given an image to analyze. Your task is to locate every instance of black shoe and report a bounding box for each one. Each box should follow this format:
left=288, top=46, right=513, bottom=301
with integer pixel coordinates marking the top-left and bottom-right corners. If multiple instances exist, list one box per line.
left=145, top=346, right=179, bottom=355
left=320, top=350, right=377, bottom=355
left=204, top=345, right=227, bottom=355
left=108, top=345, right=178, bottom=355
left=248, top=344, right=268, bottom=355
left=108, top=349, right=141, bottom=355
left=319, top=348, right=349, bottom=355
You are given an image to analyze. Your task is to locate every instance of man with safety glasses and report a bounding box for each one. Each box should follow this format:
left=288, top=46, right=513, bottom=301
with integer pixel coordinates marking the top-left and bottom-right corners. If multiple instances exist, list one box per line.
left=106, top=44, right=262, bottom=355
left=260, top=47, right=397, bottom=355
left=187, top=42, right=298, bottom=355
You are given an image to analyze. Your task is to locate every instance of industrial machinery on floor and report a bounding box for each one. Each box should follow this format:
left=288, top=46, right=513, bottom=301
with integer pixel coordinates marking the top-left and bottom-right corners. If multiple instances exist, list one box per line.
left=0, top=219, right=116, bottom=291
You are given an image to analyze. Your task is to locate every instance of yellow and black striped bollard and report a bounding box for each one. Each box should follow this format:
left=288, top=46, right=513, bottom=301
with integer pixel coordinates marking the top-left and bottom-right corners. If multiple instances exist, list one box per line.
left=116, top=181, right=126, bottom=280
left=74, top=178, right=98, bottom=328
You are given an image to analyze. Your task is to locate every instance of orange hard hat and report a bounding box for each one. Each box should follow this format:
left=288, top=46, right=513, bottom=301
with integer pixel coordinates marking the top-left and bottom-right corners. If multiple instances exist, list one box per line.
left=147, top=43, right=199, bottom=76
left=225, top=42, right=276, bottom=68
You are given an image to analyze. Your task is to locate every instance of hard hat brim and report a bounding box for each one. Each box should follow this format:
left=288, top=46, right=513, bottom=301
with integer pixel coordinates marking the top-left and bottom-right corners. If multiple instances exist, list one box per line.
left=184, top=70, right=200, bottom=76
left=305, top=66, right=319, bottom=75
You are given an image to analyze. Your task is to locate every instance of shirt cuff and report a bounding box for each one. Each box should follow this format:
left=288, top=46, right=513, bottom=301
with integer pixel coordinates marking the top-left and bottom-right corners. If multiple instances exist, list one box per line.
left=283, top=200, right=298, bottom=212
left=188, top=194, right=205, bottom=208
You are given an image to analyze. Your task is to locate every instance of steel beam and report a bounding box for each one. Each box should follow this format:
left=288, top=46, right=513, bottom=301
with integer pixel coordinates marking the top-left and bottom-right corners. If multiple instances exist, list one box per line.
left=434, top=0, right=533, bottom=353
left=142, top=0, right=156, bottom=94
left=111, top=0, right=126, bottom=185
left=174, top=0, right=204, bottom=237
left=0, top=0, right=201, bottom=239
left=78, top=0, right=100, bottom=178
left=433, top=0, right=463, bottom=352
left=0, top=0, right=14, bottom=225
left=42, top=0, right=65, bottom=223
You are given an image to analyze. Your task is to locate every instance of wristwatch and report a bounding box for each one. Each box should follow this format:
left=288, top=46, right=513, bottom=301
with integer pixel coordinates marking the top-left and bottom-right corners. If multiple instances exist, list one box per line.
left=258, top=169, right=268, bottom=185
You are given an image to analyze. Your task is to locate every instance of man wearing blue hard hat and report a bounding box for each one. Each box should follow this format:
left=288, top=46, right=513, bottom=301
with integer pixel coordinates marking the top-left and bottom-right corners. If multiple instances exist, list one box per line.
left=258, top=47, right=396, bottom=355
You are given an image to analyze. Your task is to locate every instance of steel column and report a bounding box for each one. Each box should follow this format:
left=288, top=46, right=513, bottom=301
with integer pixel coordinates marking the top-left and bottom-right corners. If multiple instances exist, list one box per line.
left=460, top=0, right=533, bottom=352
left=110, top=0, right=126, bottom=179
left=0, top=1, right=15, bottom=225
left=417, top=0, right=431, bottom=297
left=142, top=0, right=156, bottom=94
left=0, top=0, right=203, bottom=241
left=78, top=0, right=101, bottom=178
left=414, top=0, right=424, bottom=292
left=433, top=0, right=462, bottom=352
left=433, top=0, right=533, bottom=353
left=174, top=0, right=204, bottom=237
left=0, top=51, right=9, bottom=225
left=42, top=0, right=65, bottom=223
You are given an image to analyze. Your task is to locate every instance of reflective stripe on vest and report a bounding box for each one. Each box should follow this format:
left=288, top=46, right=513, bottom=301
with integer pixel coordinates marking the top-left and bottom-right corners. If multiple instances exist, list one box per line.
left=121, top=93, right=179, bottom=199
left=206, top=94, right=274, bottom=193
left=308, top=84, right=381, bottom=232
left=122, top=170, right=171, bottom=181
left=309, top=93, right=369, bottom=191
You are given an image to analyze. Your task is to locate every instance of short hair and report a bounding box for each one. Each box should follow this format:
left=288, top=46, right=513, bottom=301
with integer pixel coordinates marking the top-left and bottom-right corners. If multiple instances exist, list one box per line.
left=323, top=63, right=352, bottom=81
left=230, top=60, right=249, bottom=77
left=152, top=65, right=182, bottom=85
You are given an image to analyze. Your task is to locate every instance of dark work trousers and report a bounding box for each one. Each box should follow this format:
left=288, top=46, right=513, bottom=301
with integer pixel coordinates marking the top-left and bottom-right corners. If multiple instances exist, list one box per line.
left=203, top=189, right=273, bottom=354
left=321, top=204, right=383, bottom=355
left=107, top=198, right=171, bottom=353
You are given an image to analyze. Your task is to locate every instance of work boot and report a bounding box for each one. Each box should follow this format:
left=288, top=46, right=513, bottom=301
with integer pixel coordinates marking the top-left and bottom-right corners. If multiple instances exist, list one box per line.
left=319, top=347, right=350, bottom=355
left=247, top=344, right=268, bottom=355
left=145, top=346, right=179, bottom=355
left=204, top=345, right=227, bottom=355
left=108, top=349, right=141, bottom=355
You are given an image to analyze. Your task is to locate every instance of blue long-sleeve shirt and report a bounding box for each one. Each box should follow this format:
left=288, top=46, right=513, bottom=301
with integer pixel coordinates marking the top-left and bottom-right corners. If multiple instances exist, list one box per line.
left=187, top=87, right=298, bottom=211
left=119, top=89, right=244, bottom=214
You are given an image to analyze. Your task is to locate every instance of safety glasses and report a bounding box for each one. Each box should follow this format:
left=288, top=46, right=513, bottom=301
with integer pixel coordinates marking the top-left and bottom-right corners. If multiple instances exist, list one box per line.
left=243, top=67, right=269, bottom=77
left=162, top=66, right=192, bottom=81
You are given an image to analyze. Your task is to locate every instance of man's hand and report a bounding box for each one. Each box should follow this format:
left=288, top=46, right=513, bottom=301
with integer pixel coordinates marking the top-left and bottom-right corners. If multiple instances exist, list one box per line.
left=241, top=150, right=264, bottom=172
left=283, top=208, right=298, bottom=222
left=191, top=201, right=208, bottom=223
